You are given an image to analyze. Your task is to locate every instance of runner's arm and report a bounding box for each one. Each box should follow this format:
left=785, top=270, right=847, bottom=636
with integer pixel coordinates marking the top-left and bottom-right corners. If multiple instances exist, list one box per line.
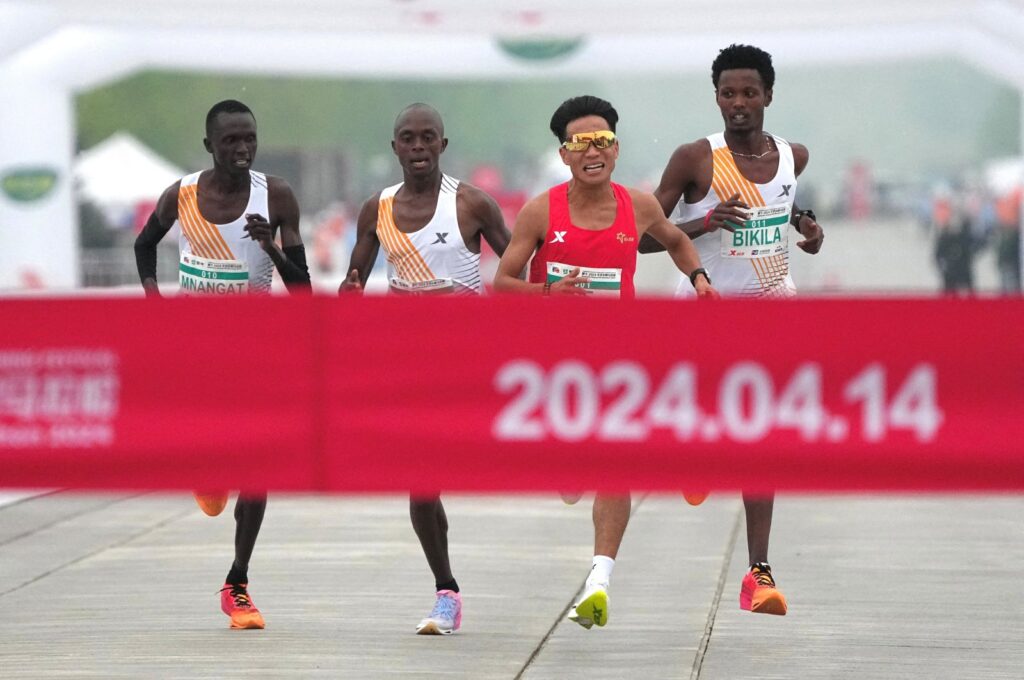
left=642, top=142, right=721, bottom=253
left=245, top=176, right=309, bottom=292
left=133, top=183, right=179, bottom=298
left=636, top=192, right=717, bottom=297
left=641, top=144, right=690, bottom=254
left=493, top=195, right=547, bottom=293
left=339, top=194, right=381, bottom=293
left=788, top=144, right=824, bottom=254
left=466, top=187, right=512, bottom=257
left=790, top=201, right=824, bottom=254
left=792, top=143, right=810, bottom=176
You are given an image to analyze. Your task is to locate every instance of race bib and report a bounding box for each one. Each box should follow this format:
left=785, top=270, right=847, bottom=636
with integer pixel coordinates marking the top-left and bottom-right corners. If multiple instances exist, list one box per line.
left=546, top=262, right=622, bottom=298
left=179, top=253, right=248, bottom=295
left=389, top=277, right=455, bottom=295
left=721, top=205, right=790, bottom=258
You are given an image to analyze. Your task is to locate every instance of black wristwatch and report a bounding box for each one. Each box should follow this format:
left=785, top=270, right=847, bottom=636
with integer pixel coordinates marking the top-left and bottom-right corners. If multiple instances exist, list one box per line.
left=689, top=267, right=710, bottom=287
left=792, top=209, right=816, bottom=229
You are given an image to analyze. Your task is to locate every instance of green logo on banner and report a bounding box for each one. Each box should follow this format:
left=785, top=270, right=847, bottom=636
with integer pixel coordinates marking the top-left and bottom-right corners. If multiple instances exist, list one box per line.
left=498, top=37, right=584, bottom=62
left=2, top=167, right=59, bottom=203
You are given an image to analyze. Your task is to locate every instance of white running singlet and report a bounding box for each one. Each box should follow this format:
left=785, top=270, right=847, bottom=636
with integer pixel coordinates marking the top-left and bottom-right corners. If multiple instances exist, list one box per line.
left=672, top=133, right=798, bottom=298
left=375, top=174, right=481, bottom=295
left=175, top=170, right=273, bottom=295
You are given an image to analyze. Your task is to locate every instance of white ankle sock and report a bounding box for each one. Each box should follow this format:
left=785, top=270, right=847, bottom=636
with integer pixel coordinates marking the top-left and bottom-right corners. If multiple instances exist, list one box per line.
left=587, top=555, right=615, bottom=587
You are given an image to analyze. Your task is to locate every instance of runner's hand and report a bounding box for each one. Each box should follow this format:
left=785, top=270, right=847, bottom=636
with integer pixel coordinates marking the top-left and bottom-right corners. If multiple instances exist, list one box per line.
left=338, top=268, right=363, bottom=295
left=243, top=213, right=275, bottom=252
left=549, top=268, right=590, bottom=296
left=796, top=216, right=824, bottom=254
left=706, top=193, right=748, bottom=233
left=695, top=280, right=720, bottom=300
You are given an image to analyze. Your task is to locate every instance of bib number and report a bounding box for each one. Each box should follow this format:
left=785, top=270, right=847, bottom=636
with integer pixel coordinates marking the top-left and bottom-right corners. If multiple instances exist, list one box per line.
left=546, top=262, right=622, bottom=298
left=721, top=205, right=790, bottom=259
left=389, top=277, right=455, bottom=295
left=179, top=253, right=248, bottom=295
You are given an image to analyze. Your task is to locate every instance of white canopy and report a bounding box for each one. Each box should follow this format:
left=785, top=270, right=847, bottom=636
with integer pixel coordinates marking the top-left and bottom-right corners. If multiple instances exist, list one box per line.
left=74, top=132, right=183, bottom=217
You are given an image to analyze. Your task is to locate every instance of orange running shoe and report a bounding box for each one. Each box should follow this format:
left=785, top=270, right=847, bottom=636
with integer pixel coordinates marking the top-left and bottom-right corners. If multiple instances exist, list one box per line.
left=682, top=491, right=709, bottom=506
left=740, top=562, right=787, bottom=615
left=193, top=492, right=229, bottom=517
left=220, top=583, right=265, bottom=629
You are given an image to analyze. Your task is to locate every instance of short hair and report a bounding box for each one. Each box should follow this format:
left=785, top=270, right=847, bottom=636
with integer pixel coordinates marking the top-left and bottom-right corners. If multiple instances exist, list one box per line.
left=393, top=102, right=444, bottom=137
left=205, top=100, right=255, bottom=136
left=549, top=95, right=619, bottom=143
left=711, top=44, right=775, bottom=90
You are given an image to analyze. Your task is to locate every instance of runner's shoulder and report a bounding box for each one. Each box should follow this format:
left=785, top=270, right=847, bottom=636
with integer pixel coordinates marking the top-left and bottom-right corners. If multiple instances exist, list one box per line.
left=264, top=174, right=296, bottom=196
left=456, top=181, right=502, bottom=214
left=670, top=137, right=713, bottom=165
left=155, top=180, right=183, bottom=225
left=625, top=187, right=663, bottom=216
left=513, top=191, right=550, bottom=231
left=788, top=142, right=809, bottom=173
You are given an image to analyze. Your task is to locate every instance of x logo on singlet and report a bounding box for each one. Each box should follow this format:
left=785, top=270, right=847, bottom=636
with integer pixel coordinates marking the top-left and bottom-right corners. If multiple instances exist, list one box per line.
left=777, top=185, right=792, bottom=197
left=551, top=231, right=567, bottom=243
left=431, top=232, right=448, bottom=245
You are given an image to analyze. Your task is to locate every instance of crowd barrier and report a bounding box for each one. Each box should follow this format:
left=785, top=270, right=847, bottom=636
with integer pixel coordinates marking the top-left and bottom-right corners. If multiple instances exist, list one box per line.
left=0, top=295, right=1020, bottom=492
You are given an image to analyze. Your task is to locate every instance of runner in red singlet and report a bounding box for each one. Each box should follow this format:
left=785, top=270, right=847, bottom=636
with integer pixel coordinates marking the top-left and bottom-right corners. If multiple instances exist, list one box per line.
left=494, top=95, right=718, bottom=630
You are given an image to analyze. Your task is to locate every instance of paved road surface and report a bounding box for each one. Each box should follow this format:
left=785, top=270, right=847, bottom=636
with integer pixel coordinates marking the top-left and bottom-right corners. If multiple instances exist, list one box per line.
left=1, top=492, right=1021, bottom=679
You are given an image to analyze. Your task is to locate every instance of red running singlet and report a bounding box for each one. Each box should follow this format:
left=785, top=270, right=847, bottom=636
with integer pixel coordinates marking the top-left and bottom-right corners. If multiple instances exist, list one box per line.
left=528, top=182, right=639, bottom=299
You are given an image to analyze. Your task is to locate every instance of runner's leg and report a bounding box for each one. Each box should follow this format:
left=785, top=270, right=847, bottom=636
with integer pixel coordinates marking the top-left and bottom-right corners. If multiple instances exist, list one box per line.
left=227, top=493, right=267, bottom=584
left=410, top=496, right=456, bottom=590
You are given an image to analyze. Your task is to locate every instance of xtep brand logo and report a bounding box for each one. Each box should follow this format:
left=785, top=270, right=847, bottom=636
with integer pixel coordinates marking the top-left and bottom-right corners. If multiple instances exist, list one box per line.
left=616, top=232, right=635, bottom=243
left=777, top=184, right=792, bottom=198
left=431, top=232, right=449, bottom=245
left=551, top=231, right=567, bottom=243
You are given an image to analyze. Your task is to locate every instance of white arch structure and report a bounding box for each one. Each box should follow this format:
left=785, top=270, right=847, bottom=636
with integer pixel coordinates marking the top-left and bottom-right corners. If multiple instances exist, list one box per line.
left=1, top=0, right=1022, bottom=289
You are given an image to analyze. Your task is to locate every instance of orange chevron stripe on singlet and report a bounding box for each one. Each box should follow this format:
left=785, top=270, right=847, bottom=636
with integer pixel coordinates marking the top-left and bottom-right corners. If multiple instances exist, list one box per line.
left=177, top=184, right=235, bottom=260
left=376, top=196, right=436, bottom=282
left=711, top=147, right=766, bottom=208
left=711, top=147, right=789, bottom=293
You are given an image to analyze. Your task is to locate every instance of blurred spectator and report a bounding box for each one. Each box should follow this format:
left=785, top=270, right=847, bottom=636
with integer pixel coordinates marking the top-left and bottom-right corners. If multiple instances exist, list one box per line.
left=961, top=176, right=995, bottom=247
left=932, top=186, right=975, bottom=295
left=842, top=160, right=873, bottom=220
left=311, top=202, right=350, bottom=274
left=994, top=187, right=1022, bottom=293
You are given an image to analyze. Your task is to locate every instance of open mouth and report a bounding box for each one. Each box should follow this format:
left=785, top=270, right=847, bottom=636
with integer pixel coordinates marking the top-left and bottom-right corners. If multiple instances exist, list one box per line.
left=583, top=162, right=605, bottom=173
left=233, top=158, right=251, bottom=168
left=410, top=159, right=430, bottom=169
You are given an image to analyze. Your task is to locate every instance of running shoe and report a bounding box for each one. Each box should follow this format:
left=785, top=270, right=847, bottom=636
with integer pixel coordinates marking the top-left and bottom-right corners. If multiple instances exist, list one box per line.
left=560, top=491, right=584, bottom=505
left=416, top=589, right=462, bottom=635
left=194, top=492, right=229, bottom=517
left=740, top=562, right=787, bottom=615
left=567, top=582, right=609, bottom=629
left=220, top=583, right=265, bottom=629
left=682, top=491, right=709, bottom=506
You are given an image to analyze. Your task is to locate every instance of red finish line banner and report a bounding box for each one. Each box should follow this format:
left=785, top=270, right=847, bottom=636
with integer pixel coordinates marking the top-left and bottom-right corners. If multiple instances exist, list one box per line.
left=0, top=296, right=1021, bottom=492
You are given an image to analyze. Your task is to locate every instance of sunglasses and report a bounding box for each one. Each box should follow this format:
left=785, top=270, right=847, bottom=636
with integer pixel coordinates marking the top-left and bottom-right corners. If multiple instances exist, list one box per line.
left=561, top=130, right=616, bottom=152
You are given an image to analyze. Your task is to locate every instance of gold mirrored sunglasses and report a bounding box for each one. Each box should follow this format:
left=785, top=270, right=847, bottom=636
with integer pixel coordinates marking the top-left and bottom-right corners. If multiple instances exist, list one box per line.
left=561, top=130, right=616, bottom=152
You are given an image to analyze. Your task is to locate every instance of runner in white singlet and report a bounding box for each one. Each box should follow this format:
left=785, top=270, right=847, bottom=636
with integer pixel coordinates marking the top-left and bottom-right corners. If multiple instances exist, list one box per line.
left=339, top=103, right=511, bottom=636
left=641, top=44, right=825, bottom=618
left=133, top=100, right=310, bottom=631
